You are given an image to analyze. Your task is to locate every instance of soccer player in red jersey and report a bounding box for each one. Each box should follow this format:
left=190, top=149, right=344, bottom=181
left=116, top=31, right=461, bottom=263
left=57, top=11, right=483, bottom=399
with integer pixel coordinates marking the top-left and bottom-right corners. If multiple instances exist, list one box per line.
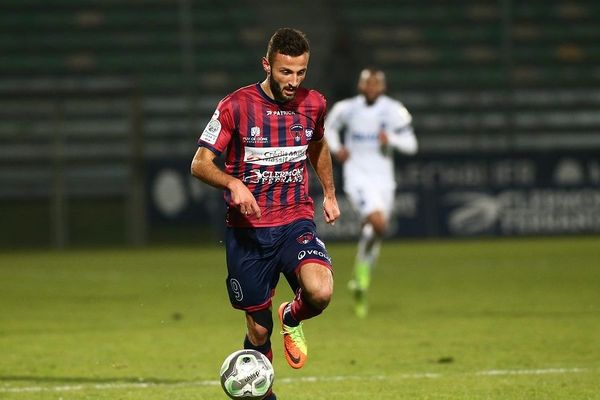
left=191, top=28, right=340, bottom=399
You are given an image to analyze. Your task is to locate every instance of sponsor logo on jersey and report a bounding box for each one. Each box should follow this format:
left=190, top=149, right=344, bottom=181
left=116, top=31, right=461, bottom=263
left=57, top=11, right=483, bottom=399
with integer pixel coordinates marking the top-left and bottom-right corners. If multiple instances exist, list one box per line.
left=351, top=131, right=379, bottom=142
left=200, top=119, right=221, bottom=145
left=297, top=249, right=332, bottom=263
left=296, top=232, right=314, bottom=244
left=243, top=126, right=269, bottom=144
left=243, top=145, right=307, bottom=166
left=266, top=110, right=296, bottom=116
left=242, top=167, right=304, bottom=184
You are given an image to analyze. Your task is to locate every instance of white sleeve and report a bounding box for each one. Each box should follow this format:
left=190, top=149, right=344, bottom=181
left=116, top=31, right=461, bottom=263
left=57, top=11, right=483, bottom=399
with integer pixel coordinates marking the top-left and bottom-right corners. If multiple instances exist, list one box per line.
left=387, top=102, right=418, bottom=155
left=388, top=126, right=418, bottom=155
left=324, top=100, right=347, bottom=154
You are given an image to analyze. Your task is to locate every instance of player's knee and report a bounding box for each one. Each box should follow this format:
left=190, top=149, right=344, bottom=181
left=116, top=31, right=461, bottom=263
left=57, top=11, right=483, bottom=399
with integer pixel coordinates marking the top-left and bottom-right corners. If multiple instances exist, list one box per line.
left=299, top=263, right=334, bottom=311
left=247, top=324, right=270, bottom=345
left=306, top=284, right=333, bottom=311
left=366, top=211, right=388, bottom=237
left=372, top=221, right=387, bottom=237
left=246, top=309, right=273, bottom=345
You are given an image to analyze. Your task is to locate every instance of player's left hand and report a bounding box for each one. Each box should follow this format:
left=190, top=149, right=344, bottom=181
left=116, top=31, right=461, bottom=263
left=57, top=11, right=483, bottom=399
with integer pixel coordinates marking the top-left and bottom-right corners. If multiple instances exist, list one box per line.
left=323, top=195, right=341, bottom=225
left=335, top=147, right=350, bottom=163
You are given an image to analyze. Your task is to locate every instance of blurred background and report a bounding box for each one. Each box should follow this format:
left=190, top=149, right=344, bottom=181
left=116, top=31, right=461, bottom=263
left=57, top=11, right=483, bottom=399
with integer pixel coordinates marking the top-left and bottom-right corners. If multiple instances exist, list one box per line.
left=1, top=0, right=599, bottom=249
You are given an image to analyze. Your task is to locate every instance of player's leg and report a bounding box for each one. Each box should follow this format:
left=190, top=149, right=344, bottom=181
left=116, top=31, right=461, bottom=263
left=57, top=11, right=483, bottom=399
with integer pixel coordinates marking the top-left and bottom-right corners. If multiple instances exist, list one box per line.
left=244, top=308, right=274, bottom=362
left=346, top=187, right=383, bottom=289
left=245, top=309, right=277, bottom=400
left=355, top=210, right=387, bottom=290
left=347, top=186, right=393, bottom=317
left=225, top=226, right=279, bottom=397
left=278, top=220, right=333, bottom=368
left=280, top=262, right=333, bottom=328
left=278, top=263, right=333, bottom=369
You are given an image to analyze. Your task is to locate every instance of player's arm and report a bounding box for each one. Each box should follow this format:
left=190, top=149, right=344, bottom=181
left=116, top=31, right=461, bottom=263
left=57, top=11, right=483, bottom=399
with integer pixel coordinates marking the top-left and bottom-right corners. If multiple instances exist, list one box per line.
left=191, top=147, right=261, bottom=218
left=307, top=138, right=340, bottom=225
left=383, top=103, right=418, bottom=155
left=324, top=101, right=350, bottom=163
left=385, top=125, right=417, bottom=155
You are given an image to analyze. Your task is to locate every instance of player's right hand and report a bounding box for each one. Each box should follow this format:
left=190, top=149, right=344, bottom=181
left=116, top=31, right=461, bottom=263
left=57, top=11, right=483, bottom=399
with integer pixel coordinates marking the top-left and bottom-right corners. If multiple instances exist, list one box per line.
left=227, top=179, right=262, bottom=219
left=323, top=195, right=341, bottom=225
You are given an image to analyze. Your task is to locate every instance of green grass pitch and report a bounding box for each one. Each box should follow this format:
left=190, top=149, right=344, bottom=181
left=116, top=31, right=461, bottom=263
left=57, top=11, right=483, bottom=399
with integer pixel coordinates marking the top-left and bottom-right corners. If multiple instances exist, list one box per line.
left=1, top=236, right=599, bottom=399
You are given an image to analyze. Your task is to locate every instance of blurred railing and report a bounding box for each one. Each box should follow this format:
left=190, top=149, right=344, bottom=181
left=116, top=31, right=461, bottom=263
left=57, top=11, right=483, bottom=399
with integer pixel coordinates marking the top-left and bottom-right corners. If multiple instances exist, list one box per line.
left=0, top=80, right=145, bottom=247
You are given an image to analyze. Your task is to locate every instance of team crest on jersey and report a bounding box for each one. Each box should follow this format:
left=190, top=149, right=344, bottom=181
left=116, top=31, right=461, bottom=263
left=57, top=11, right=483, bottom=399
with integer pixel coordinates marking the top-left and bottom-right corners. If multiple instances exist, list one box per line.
left=296, top=231, right=314, bottom=244
left=305, top=128, right=313, bottom=140
left=290, top=124, right=304, bottom=142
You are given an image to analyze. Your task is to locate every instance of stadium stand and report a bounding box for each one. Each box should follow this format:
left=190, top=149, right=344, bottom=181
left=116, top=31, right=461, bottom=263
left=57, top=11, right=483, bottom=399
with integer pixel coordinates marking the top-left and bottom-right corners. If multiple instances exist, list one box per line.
left=1, top=0, right=599, bottom=246
left=329, top=0, right=600, bottom=151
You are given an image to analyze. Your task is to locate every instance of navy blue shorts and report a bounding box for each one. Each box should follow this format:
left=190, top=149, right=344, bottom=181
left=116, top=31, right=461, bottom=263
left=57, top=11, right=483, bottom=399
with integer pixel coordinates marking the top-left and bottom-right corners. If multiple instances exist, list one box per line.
left=225, top=219, right=332, bottom=312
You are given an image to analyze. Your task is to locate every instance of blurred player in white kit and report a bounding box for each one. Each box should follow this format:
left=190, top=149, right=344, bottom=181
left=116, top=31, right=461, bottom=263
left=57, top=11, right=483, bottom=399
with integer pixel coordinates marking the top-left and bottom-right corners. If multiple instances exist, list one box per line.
left=325, top=68, right=418, bottom=317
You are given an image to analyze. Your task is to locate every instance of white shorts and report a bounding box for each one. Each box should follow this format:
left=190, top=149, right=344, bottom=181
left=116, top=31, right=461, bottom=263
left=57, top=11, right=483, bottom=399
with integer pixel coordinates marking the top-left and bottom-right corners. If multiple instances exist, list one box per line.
left=345, top=182, right=395, bottom=220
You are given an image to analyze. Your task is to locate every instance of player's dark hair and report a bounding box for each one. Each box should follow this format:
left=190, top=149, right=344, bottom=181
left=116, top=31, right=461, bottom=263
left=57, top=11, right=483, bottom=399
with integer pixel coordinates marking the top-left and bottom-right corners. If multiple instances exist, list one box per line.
left=266, top=27, right=310, bottom=64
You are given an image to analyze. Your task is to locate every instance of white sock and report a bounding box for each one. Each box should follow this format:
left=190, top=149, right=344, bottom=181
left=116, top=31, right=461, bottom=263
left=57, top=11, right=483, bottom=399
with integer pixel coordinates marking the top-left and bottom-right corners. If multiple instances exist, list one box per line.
left=365, top=238, right=381, bottom=268
left=357, top=224, right=381, bottom=270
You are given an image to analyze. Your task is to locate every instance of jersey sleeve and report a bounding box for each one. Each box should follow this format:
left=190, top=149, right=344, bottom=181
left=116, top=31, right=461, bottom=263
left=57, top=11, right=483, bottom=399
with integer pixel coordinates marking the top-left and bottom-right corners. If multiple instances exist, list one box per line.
left=311, top=91, right=327, bottom=142
left=197, top=95, right=235, bottom=155
left=387, top=101, right=418, bottom=155
left=388, top=101, right=413, bottom=131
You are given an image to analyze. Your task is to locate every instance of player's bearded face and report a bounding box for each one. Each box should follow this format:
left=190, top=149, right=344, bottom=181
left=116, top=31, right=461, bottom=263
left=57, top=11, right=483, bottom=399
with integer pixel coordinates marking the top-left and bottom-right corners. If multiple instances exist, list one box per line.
left=268, top=52, right=309, bottom=102
left=269, top=75, right=294, bottom=102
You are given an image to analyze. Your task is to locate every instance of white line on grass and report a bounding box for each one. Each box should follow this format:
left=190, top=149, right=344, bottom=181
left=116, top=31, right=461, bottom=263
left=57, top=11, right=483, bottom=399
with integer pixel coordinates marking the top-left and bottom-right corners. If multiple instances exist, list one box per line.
left=476, top=367, right=587, bottom=376
left=0, top=367, right=591, bottom=394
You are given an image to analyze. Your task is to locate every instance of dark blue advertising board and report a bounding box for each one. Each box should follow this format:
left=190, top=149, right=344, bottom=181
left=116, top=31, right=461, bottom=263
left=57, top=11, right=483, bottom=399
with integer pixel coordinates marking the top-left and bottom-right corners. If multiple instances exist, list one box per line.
left=147, top=152, right=600, bottom=240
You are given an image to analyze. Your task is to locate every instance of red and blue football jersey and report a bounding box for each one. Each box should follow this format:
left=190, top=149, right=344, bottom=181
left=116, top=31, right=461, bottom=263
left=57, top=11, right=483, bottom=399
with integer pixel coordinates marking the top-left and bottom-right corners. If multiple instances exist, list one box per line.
left=198, top=83, right=327, bottom=227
